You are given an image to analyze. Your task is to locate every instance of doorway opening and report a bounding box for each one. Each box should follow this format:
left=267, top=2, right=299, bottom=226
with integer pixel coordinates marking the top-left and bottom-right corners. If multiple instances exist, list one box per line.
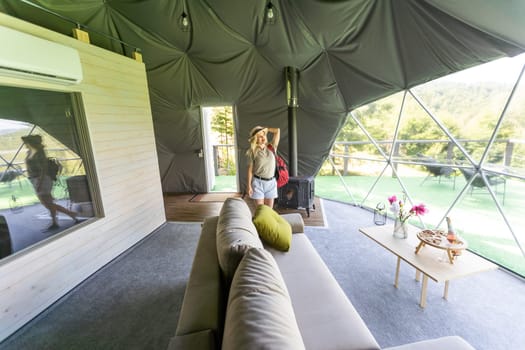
left=201, top=106, right=238, bottom=192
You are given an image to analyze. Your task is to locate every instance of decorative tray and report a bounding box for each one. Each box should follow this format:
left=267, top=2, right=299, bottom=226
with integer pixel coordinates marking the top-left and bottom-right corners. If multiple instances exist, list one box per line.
left=415, top=229, right=467, bottom=264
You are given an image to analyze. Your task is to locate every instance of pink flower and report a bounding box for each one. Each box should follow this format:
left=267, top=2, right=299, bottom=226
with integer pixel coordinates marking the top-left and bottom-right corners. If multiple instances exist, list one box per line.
left=388, top=195, right=397, bottom=205
left=388, top=194, right=427, bottom=223
left=411, top=204, right=428, bottom=216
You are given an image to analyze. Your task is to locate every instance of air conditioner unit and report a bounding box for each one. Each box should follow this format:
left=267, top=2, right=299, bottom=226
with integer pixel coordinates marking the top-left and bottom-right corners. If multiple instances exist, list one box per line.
left=0, top=25, right=83, bottom=85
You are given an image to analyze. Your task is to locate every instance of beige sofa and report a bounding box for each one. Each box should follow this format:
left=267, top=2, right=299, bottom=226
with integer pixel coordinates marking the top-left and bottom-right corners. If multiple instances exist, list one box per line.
left=169, top=198, right=474, bottom=350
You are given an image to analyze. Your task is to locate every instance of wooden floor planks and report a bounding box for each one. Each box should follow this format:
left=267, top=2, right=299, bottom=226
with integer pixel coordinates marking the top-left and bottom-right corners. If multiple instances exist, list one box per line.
left=163, top=193, right=325, bottom=226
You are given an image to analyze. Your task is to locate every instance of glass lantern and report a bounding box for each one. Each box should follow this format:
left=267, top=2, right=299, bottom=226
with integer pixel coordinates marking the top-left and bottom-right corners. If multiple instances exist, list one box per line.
left=374, top=202, right=387, bottom=225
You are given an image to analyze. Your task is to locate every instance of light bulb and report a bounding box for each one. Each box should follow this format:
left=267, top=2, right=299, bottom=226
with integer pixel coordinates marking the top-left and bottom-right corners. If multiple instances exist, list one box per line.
left=180, top=12, right=189, bottom=31
left=267, top=7, right=274, bottom=19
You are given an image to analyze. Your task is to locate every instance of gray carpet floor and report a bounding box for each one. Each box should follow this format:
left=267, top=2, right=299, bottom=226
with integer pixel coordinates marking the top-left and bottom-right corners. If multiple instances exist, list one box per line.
left=1, top=200, right=83, bottom=255
left=307, top=200, right=525, bottom=350
left=1, top=199, right=524, bottom=350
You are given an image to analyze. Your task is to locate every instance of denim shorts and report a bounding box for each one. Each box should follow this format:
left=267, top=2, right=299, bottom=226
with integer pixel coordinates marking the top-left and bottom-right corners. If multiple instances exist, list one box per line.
left=251, top=177, right=277, bottom=200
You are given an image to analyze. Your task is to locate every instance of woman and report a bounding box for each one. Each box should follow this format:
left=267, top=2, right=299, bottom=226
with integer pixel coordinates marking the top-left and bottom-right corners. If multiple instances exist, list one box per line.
left=246, top=126, right=280, bottom=208
left=22, top=134, right=79, bottom=230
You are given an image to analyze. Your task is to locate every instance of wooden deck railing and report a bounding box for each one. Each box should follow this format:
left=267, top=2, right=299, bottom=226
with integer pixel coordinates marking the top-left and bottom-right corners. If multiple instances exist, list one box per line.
left=331, top=138, right=524, bottom=176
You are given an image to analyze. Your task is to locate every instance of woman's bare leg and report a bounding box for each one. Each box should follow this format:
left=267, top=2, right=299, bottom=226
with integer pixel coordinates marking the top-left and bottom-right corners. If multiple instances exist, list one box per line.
left=38, top=194, right=77, bottom=226
left=38, top=194, right=58, bottom=227
left=264, top=198, right=274, bottom=208
left=54, top=203, right=78, bottom=219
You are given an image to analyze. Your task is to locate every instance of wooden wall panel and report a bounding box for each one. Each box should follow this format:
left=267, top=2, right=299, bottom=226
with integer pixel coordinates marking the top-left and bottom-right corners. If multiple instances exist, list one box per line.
left=0, top=13, right=166, bottom=341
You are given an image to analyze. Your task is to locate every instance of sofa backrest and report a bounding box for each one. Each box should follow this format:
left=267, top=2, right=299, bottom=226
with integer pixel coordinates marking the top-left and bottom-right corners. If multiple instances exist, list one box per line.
left=216, top=198, right=263, bottom=283
left=173, top=216, right=224, bottom=347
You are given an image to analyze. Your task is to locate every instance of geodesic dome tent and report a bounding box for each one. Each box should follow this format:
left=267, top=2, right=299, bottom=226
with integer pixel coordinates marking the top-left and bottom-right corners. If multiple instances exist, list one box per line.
left=1, top=0, right=524, bottom=193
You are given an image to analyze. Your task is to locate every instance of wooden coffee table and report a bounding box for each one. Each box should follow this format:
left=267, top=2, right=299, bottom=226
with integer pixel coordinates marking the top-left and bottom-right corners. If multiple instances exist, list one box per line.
left=359, top=225, right=498, bottom=308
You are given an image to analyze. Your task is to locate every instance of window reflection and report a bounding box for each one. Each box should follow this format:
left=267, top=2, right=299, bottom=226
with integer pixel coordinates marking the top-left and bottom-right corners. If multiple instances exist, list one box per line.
left=0, top=85, right=95, bottom=260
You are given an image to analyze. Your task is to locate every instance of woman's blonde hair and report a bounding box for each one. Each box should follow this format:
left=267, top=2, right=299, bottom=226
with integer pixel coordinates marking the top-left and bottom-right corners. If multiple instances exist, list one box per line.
left=246, top=126, right=267, bottom=156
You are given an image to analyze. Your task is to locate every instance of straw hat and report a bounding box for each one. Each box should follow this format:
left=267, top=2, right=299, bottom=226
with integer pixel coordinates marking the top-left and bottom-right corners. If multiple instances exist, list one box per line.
left=249, top=126, right=267, bottom=137
left=21, top=134, right=42, bottom=146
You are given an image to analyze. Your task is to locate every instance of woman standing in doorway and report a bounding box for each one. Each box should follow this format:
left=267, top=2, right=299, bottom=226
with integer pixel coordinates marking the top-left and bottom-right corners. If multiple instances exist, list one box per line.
left=246, top=126, right=280, bottom=208
left=22, top=134, right=79, bottom=230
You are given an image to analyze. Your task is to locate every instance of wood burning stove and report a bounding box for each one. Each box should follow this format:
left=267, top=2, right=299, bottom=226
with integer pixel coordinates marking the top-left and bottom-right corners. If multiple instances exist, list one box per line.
left=277, top=176, right=315, bottom=217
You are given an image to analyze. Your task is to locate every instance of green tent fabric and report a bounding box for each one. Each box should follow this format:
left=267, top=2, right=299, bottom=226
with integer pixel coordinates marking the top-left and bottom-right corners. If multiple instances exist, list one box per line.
left=1, top=0, right=524, bottom=193
left=0, top=86, right=80, bottom=153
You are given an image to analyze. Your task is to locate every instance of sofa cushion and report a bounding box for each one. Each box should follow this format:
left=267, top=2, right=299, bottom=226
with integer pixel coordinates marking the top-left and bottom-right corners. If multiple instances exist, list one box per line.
left=216, top=198, right=263, bottom=281
left=252, top=204, right=292, bottom=251
left=268, top=233, right=381, bottom=350
left=222, top=248, right=305, bottom=350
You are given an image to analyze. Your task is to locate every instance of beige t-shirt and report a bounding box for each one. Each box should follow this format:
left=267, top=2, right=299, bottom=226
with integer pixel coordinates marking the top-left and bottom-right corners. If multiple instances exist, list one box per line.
left=248, top=145, right=276, bottom=179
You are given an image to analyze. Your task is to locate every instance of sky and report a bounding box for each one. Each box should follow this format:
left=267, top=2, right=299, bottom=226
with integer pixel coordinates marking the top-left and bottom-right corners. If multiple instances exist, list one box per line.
left=0, top=118, right=29, bottom=133
left=445, top=52, right=525, bottom=83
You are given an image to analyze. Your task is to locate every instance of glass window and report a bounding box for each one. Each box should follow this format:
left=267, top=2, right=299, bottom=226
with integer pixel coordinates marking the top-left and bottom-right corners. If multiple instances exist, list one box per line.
left=0, top=85, right=101, bottom=261
left=318, top=53, right=525, bottom=277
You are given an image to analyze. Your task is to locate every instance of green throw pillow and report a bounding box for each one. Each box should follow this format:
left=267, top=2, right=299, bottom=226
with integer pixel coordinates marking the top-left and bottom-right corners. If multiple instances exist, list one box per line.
left=252, top=205, right=292, bottom=251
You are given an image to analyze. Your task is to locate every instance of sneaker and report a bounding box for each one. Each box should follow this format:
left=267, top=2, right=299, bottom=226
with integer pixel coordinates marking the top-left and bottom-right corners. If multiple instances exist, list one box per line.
left=45, top=223, right=59, bottom=231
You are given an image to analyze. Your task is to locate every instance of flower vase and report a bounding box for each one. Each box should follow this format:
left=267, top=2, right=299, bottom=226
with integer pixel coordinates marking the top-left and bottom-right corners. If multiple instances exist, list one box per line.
left=393, top=218, right=408, bottom=239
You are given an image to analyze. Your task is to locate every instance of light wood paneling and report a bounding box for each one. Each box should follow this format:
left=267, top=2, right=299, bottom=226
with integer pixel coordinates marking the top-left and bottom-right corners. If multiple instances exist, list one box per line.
left=0, top=13, right=165, bottom=341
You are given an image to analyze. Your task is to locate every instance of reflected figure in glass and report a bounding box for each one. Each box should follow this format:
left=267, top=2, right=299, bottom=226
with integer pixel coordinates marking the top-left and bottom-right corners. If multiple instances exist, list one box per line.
left=0, top=85, right=96, bottom=261
left=22, top=134, right=80, bottom=230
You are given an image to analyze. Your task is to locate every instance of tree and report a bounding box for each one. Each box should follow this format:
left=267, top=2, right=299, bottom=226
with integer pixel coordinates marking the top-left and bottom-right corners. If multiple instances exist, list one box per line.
left=210, top=106, right=235, bottom=174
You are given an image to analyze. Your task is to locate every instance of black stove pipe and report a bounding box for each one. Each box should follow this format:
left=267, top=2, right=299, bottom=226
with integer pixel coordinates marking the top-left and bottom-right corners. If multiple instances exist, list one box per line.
left=285, top=66, right=299, bottom=177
